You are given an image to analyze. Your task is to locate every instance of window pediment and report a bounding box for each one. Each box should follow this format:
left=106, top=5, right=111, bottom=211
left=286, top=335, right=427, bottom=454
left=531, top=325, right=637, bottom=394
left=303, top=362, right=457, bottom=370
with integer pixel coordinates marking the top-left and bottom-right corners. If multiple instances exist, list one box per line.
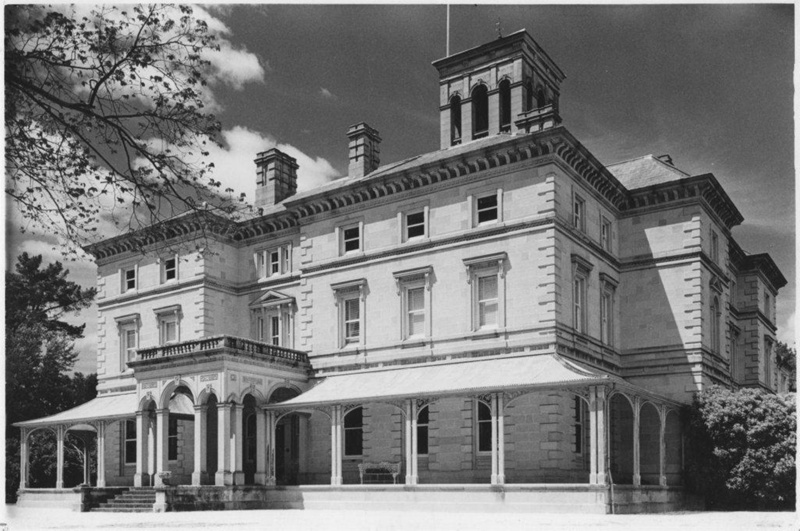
left=249, top=289, right=295, bottom=308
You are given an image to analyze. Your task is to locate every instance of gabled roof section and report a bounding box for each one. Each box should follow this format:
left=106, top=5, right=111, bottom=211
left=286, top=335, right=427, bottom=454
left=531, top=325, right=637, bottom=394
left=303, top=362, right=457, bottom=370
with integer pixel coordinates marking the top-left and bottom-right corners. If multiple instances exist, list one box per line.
left=607, top=154, right=689, bottom=190
left=249, top=289, right=295, bottom=308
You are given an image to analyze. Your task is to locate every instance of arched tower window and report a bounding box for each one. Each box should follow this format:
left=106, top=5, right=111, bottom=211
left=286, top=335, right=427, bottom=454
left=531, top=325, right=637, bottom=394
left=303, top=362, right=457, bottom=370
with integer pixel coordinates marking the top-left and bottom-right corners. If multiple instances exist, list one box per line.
left=471, top=84, right=489, bottom=139
left=450, top=95, right=462, bottom=146
left=536, top=86, right=546, bottom=109
left=524, top=80, right=534, bottom=112
left=499, top=79, right=511, bottom=132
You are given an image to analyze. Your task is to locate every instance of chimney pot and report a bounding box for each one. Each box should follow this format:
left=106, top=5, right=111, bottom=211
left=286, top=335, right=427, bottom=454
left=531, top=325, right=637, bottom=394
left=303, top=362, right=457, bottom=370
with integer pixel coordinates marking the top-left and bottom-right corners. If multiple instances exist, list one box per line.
left=254, top=148, right=298, bottom=210
left=348, top=122, right=381, bottom=178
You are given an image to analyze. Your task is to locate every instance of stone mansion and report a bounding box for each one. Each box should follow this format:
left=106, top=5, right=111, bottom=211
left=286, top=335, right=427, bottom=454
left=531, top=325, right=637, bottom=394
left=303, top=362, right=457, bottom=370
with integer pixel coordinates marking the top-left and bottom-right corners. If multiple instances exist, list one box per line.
left=16, top=30, right=788, bottom=513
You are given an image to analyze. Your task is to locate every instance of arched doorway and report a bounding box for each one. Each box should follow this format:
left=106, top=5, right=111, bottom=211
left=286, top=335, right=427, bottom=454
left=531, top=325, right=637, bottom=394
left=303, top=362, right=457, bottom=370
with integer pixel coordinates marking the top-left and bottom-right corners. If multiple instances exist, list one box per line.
left=205, top=394, right=218, bottom=484
left=639, top=402, right=661, bottom=485
left=609, top=393, right=634, bottom=485
left=269, top=387, right=300, bottom=485
left=242, top=394, right=257, bottom=485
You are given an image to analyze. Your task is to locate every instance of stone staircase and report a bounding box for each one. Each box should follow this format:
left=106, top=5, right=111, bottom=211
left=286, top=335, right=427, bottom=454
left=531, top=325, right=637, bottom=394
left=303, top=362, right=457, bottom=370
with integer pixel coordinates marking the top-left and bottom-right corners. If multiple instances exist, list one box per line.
left=92, top=488, right=155, bottom=512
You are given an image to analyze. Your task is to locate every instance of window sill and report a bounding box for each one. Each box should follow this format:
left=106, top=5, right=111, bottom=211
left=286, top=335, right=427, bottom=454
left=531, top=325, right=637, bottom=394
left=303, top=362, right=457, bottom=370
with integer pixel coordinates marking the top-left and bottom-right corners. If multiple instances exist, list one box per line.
left=401, top=338, right=426, bottom=349
left=470, top=328, right=501, bottom=340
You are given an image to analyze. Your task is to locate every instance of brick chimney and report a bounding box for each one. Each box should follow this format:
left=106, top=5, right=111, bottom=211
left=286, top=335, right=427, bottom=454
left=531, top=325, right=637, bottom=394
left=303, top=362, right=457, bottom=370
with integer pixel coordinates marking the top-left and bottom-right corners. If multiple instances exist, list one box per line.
left=254, top=148, right=298, bottom=210
left=347, top=122, right=381, bottom=178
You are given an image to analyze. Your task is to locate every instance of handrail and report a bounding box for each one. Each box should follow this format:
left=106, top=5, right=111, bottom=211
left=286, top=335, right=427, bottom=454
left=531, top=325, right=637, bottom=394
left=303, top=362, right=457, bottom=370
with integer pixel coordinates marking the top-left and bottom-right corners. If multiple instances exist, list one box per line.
left=136, top=335, right=309, bottom=364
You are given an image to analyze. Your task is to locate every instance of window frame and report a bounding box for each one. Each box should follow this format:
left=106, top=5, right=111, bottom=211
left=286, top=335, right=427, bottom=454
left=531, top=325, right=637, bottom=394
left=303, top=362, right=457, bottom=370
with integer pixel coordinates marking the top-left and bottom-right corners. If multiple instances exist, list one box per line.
left=450, top=94, right=462, bottom=146
left=417, top=405, right=429, bottom=456
left=123, top=419, right=137, bottom=465
left=253, top=299, right=294, bottom=348
left=498, top=78, right=511, bottom=133
left=168, top=417, right=178, bottom=461
left=475, top=400, right=492, bottom=454
left=121, top=265, right=137, bottom=293
left=161, top=255, right=178, bottom=284
left=404, top=209, right=428, bottom=241
left=471, top=83, right=489, bottom=140
left=343, top=407, right=363, bottom=457
left=155, top=305, right=181, bottom=346
left=710, top=296, right=721, bottom=354
left=255, top=243, right=292, bottom=279
left=572, top=192, right=586, bottom=233
left=599, top=273, right=618, bottom=347
left=332, top=279, right=367, bottom=349
left=600, top=216, right=612, bottom=252
left=120, top=322, right=138, bottom=371
left=340, top=222, right=363, bottom=255
left=394, top=267, right=433, bottom=341
left=764, top=291, right=771, bottom=322
left=571, top=255, right=593, bottom=335
left=464, top=254, right=506, bottom=333
left=710, top=231, right=719, bottom=263
left=573, top=396, right=589, bottom=456
left=764, top=337, right=773, bottom=389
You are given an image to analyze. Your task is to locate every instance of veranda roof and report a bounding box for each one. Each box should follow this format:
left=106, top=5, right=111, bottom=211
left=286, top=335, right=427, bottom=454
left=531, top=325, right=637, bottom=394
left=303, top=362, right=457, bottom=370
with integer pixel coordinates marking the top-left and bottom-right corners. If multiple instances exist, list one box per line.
left=14, top=392, right=139, bottom=428
left=14, top=391, right=197, bottom=429
left=270, top=353, right=618, bottom=409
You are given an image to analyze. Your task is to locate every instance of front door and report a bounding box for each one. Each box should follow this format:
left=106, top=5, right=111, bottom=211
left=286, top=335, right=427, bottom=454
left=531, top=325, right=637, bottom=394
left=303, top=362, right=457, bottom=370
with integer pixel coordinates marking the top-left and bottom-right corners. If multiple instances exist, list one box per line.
left=243, top=412, right=256, bottom=485
left=275, top=414, right=299, bottom=485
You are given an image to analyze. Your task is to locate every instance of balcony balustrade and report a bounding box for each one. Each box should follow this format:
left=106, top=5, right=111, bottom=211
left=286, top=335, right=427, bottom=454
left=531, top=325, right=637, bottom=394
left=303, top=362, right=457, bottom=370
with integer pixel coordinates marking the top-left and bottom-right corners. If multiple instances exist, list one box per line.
left=135, top=335, right=309, bottom=366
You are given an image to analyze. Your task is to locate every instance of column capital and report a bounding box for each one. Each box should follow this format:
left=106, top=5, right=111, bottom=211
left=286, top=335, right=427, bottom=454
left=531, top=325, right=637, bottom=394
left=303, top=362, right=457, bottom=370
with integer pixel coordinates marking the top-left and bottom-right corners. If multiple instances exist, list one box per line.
left=194, top=404, right=209, bottom=413
left=155, top=408, right=170, bottom=415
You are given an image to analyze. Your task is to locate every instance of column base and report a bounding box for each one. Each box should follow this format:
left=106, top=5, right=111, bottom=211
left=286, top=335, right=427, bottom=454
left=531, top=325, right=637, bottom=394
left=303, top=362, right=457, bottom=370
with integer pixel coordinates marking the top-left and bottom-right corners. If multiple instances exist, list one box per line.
left=490, top=474, right=498, bottom=485
left=266, top=476, right=276, bottom=486
left=659, top=475, right=667, bottom=487
left=633, top=474, right=641, bottom=487
left=330, top=476, right=343, bottom=486
left=254, top=472, right=268, bottom=485
left=233, top=472, right=245, bottom=485
left=96, top=479, right=107, bottom=488
left=215, top=471, right=234, bottom=486
left=56, top=481, right=64, bottom=489
left=192, top=472, right=209, bottom=486
left=496, top=474, right=505, bottom=485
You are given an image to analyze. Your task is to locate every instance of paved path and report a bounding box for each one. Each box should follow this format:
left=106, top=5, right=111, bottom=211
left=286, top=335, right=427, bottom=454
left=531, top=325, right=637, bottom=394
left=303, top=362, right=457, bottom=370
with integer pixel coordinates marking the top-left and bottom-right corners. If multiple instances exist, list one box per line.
left=2, top=506, right=797, bottom=531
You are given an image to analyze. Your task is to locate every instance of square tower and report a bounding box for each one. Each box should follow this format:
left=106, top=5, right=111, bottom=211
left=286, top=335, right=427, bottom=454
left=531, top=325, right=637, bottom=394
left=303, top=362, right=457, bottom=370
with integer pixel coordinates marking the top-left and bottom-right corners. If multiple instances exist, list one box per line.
left=432, top=29, right=566, bottom=149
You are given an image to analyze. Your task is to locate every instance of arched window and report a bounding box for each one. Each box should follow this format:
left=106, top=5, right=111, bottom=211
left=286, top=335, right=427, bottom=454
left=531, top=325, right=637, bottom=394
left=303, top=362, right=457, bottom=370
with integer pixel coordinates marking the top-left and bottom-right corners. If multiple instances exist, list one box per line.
left=710, top=297, right=720, bottom=353
left=524, top=80, right=534, bottom=112
left=244, top=413, right=257, bottom=465
left=498, top=79, right=511, bottom=132
left=471, top=84, right=489, bottom=139
left=476, top=401, right=492, bottom=452
left=450, top=95, right=462, bottom=146
left=344, top=407, right=363, bottom=456
left=417, top=405, right=429, bottom=455
left=536, top=86, right=546, bottom=109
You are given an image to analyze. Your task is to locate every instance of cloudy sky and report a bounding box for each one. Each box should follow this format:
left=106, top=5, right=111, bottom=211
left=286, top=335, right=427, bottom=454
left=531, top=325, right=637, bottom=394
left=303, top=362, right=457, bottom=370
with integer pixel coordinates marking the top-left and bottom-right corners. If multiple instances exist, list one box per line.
left=5, top=4, right=795, bottom=374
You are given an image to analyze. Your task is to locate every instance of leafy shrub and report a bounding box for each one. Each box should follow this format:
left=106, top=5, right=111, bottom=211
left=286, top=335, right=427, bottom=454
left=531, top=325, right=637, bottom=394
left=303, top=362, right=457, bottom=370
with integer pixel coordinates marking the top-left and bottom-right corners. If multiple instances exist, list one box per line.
left=685, top=386, right=795, bottom=510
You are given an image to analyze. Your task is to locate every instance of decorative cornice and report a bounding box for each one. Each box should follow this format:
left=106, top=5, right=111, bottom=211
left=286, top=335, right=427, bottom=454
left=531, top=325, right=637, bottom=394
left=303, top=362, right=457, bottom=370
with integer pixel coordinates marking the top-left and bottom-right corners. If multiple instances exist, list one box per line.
left=621, top=173, right=744, bottom=230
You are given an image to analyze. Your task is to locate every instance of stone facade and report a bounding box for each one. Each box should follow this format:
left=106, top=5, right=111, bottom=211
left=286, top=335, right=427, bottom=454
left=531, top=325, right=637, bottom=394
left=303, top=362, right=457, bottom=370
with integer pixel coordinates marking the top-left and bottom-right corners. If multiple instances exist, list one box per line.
left=16, top=29, right=787, bottom=511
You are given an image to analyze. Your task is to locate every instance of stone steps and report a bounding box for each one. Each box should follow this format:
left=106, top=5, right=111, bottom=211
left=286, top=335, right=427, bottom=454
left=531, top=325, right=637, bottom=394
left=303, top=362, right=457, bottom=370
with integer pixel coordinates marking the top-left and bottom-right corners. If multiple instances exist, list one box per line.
left=91, top=488, right=156, bottom=512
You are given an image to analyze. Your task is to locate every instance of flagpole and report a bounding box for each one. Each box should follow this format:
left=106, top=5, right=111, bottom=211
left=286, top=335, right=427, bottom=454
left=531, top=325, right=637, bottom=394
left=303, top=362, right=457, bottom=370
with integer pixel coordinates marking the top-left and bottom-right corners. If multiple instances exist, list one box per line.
left=446, top=5, right=450, bottom=56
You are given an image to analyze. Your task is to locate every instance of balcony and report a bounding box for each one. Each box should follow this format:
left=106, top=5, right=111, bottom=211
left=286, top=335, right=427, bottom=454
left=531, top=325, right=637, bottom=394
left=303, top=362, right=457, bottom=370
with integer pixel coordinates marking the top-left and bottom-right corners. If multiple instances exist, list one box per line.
left=132, top=335, right=310, bottom=369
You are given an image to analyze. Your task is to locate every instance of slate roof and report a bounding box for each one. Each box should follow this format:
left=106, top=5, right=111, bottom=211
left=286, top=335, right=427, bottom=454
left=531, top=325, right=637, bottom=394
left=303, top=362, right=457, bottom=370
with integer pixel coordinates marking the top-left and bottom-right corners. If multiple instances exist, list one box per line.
left=606, top=154, right=689, bottom=190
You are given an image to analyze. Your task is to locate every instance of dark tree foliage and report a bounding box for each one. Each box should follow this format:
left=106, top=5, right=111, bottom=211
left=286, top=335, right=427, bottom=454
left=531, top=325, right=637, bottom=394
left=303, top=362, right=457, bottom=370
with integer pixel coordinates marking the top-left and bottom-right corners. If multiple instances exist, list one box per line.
left=6, top=252, right=96, bottom=339
left=685, top=386, right=796, bottom=510
left=5, top=254, right=97, bottom=502
left=5, top=4, right=241, bottom=255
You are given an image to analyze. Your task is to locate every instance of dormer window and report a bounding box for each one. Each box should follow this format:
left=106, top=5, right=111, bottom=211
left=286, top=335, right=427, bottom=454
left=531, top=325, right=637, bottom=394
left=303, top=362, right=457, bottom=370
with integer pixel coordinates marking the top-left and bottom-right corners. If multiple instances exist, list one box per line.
left=471, top=84, right=489, bottom=140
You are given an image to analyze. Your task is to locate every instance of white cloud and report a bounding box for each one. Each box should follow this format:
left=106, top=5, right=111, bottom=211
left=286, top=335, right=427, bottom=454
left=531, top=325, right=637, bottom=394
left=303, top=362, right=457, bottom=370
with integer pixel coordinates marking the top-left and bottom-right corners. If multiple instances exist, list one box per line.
left=319, top=87, right=337, bottom=100
left=204, top=126, right=340, bottom=203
